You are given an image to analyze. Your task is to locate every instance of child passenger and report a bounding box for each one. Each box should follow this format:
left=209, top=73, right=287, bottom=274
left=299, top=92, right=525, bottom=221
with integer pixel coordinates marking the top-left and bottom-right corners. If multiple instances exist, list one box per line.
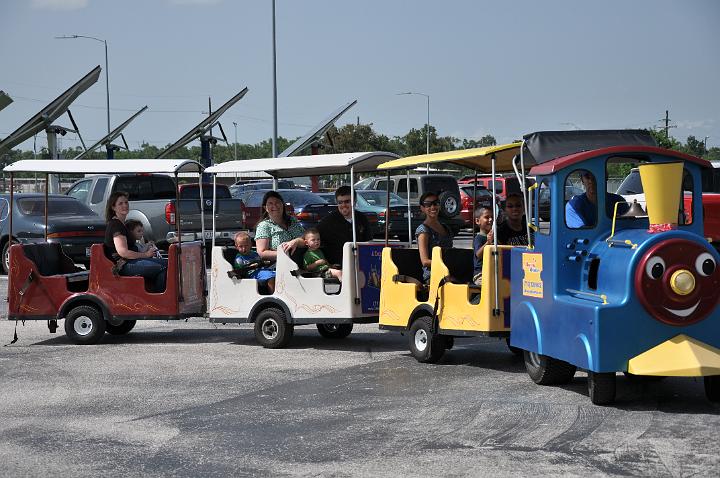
left=302, top=228, right=342, bottom=280
left=234, top=232, right=276, bottom=293
left=125, top=219, right=160, bottom=257
left=472, top=207, right=494, bottom=287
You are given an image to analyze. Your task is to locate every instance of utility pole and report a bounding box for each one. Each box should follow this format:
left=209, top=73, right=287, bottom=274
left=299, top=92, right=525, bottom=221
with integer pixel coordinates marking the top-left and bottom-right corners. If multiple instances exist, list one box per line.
left=659, top=109, right=675, bottom=140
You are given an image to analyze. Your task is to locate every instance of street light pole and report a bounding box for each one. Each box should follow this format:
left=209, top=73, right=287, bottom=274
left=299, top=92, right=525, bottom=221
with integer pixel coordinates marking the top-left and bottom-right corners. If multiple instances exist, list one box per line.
left=55, top=35, right=110, bottom=134
left=397, top=91, right=430, bottom=172
left=271, top=0, right=278, bottom=158
left=233, top=121, right=238, bottom=161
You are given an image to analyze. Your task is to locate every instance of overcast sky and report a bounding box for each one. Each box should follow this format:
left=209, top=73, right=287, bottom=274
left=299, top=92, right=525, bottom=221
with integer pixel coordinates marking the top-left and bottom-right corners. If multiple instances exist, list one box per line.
left=1, top=0, right=718, bottom=154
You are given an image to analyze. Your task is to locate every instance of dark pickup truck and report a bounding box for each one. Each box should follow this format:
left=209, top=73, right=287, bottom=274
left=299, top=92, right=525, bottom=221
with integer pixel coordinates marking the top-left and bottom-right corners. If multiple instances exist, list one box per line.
left=66, top=174, right=243, bottom=247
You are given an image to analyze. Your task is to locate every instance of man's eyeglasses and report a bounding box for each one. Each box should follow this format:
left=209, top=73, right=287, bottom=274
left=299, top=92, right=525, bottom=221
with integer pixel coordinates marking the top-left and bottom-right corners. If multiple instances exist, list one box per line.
left=337, top=199, right=351, bottom=205
left=421, top=200, right=440, bottom=207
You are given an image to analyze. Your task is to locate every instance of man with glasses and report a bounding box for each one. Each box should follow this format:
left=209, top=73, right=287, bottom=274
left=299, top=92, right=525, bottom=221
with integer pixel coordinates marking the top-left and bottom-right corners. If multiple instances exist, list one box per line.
left=566, top=170, right=628, bottom=229
left=317, top=185, right=372, bottom=266
left=497, top=192, right=530, bottom=246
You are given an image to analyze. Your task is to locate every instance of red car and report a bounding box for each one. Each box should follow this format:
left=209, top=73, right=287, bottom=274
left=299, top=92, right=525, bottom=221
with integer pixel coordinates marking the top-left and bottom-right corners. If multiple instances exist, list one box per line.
left=458, top=185, right=496, bottom=227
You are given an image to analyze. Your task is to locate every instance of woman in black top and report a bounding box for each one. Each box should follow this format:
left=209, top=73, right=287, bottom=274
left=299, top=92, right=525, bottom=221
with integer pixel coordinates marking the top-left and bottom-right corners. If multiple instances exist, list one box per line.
left=104, top=191, right=167, bottom=292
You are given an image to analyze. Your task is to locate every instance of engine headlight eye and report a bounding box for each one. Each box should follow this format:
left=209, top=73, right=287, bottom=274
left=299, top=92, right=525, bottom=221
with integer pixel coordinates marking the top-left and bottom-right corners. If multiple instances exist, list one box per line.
left=645, top=256, right=665, bottom=280
left=695, top=252, right=716, bottom=277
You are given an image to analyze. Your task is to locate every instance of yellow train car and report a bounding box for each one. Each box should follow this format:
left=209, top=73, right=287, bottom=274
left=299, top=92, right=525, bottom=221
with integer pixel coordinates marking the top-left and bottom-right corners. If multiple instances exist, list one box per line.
left=377, top=144, right=527, bottom=362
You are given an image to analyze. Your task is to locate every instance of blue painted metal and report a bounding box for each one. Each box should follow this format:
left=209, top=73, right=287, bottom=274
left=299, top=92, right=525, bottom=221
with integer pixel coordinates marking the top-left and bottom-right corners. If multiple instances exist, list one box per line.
left=510, top=152, right=720, bottom=373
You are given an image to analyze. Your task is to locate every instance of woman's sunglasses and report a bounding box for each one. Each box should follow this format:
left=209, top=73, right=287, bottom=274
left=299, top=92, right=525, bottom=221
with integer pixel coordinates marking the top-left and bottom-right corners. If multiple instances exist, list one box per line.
left=421, top=200, right=440, bottom=207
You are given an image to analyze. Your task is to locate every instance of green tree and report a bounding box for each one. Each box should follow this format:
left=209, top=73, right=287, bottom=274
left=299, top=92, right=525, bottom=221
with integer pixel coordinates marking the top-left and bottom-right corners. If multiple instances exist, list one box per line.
left=461, top=135, right=496, bottom=149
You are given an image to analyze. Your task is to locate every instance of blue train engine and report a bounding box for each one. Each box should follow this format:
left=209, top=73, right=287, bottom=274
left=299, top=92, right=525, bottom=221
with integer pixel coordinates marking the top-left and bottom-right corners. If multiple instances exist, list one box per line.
left=510, top=130, right=720, bottom=405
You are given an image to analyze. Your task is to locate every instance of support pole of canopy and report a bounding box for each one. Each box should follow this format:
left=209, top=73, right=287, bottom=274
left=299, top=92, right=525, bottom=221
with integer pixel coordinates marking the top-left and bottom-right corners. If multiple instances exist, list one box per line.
left=350, top=166, right=360, bottom=305
left=520, top=142, right=531, bottom=247
left=472, top=170, right=478, bottom=236
left=175, top=172, right=184, bottom=302
left=44, top=174, right=49, bottom=241
left=384, top=170, right=391, bottom=246
left=491, top=153, right=500, bottom=317
left=406, top=169, right=412, bottom=243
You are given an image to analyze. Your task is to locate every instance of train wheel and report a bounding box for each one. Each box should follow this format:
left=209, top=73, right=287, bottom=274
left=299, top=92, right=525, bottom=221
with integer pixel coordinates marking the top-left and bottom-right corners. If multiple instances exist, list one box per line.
left=588, top=372, right=617, bottom=405
left=505, top=337, right=523, bottom=357
left=254, top=307, right=293, bottom=349
left=705, top=376, right=720, bottom=402
left=106, top=319, right=137, bottom=336
left=524, top=350, right=576, bottom=385
left=316, top=323, right=353, bottom=339
left=408, top=316, right=445, bottom=363
left=64, top=305, right=106, bottom=345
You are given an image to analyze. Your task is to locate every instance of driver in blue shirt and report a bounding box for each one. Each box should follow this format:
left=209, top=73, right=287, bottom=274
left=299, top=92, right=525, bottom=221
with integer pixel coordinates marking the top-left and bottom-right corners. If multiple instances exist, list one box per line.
left=566, top=170, right=628, bottom=228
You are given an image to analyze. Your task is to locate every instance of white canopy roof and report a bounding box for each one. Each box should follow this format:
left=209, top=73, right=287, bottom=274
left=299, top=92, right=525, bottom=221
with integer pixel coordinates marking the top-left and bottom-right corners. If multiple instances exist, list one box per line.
left=204, top=152, right=399, bottom=178
left=4, top=159, right=203, bottom=174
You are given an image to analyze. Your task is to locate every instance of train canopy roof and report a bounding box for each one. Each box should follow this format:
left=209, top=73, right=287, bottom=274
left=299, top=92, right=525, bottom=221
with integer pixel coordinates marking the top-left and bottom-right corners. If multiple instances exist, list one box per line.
left=4, top=159, right=203, bottom=174
left=377, top=143, right=522, bottom=173
left=204, top=152, right=399, bottom=177
left=521, top=130, right=657, bottom=165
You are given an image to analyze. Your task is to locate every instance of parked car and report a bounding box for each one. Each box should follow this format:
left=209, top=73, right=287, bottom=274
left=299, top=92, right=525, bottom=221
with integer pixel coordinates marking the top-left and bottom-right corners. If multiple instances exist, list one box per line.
left=229, top=179, right=295, bottom=198
left=355, top=174, right=464, bottom=234
left=0, top=194, right=106, bottom=273
left=316, top=192, right=337, bottom=204
left=459, top=174, right=534, bottom=202
left=355, top=190, right=421, bottom=240
left=66, top=174, right=243, bottom=248
left=239, top=189, right=335, bottom=231
left=458, top=185, right=496, bottom=227
left=617, top=165, right=720, bottom=246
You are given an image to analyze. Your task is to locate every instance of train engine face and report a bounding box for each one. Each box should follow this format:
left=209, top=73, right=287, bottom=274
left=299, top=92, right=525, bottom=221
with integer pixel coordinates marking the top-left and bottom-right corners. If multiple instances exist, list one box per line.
left=635, top=238, right=719, bottom=326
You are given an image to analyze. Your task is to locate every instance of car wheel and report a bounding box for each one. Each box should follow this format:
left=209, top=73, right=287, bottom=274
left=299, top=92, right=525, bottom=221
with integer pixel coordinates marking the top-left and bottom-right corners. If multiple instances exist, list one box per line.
left=505, top=337, right=523, bottom=357
left=64, top=305, right=106, bottom=345
left=438, top=191, right=460, bottom=218
left=705, top=376, right=720, bottom=402
left=587, top=371, right=617, bottom=405
left=2, top=238, right=18, bottom=275
left=106, top=319, right=137, bottom=335
left=316, top=323, right=353, bottom=339
left=524, top=350, right=576, bottom=385
left=254, top=307, right=293, bottom=348
left=408, top=316, right=445, bottom=363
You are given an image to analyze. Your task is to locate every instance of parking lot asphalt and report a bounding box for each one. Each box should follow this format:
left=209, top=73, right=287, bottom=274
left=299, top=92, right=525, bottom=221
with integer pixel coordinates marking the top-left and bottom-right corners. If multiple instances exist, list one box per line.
left=1, top=238, right=719, bottom=477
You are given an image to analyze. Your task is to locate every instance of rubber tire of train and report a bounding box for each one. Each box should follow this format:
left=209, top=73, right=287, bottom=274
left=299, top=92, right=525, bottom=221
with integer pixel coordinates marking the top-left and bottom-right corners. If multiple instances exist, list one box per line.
left=505, top=337, right=523, bottom=357
left=705, top=376, right=720, bottom=402
left=254, top=307, right=293, bottom=349
left=587, top=372, right=617, bottom=406
left=105, top=319, right=137, bottom=336
left=523, top=350, right=577, bottom=385
left=408, top=316, right=446, bottom=363
left=316, top=323, right=353, bottom=339
left=64, top=305, right=106, bottom=345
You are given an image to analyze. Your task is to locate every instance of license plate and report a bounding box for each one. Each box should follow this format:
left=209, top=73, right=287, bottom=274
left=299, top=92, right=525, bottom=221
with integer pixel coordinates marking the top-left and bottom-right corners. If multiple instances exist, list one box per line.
left=203, top=231, right=213, bottom=239
left=85, top=247, right=91, bottom=257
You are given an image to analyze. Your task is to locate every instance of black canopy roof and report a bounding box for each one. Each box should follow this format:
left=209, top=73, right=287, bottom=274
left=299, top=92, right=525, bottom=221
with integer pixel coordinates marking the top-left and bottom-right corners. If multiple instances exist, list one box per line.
left=522, top=130, right=657, bottom=165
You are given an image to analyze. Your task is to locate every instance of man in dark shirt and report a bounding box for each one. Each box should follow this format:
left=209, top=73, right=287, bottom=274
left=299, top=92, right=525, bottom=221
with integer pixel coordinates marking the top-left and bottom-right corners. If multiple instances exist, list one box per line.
left=317, top=185, right=372, bottom=266
left=497, top=192, right=531, bottom=246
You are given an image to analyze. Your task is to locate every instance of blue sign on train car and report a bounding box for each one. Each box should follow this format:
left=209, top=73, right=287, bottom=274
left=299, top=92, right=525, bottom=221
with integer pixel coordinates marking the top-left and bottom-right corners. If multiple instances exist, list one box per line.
left=358, top=244, right=398, bottom=313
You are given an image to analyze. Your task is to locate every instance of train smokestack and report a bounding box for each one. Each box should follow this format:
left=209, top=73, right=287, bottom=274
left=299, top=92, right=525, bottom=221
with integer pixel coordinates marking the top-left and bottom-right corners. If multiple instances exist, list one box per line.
left=638, top=161, right=684, bottom=231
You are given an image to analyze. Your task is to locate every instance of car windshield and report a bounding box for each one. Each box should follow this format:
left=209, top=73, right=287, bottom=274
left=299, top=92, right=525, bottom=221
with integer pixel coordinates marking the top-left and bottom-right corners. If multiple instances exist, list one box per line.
left=423, top=176, right=458, bottom=194
left=181, top=185, right=231, bottom=199
left=279, top=191, right=327, bottom=206
left=18, top=197, right=97, bottom=216
left=357, top=190, right=407, bottom=207
left=460, top=186, right=491, bottom=198
left=616, top=170, right=643, bottom=195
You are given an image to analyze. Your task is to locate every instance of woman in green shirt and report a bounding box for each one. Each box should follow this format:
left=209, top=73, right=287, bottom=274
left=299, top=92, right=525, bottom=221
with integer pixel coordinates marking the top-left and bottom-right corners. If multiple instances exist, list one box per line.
left=254, top=191, right=305, bottom=261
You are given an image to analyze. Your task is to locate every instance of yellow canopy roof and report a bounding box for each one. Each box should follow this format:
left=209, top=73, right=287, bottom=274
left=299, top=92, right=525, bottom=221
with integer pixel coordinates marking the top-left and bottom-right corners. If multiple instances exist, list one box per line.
left=377, top=142, right=522, bottom=173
